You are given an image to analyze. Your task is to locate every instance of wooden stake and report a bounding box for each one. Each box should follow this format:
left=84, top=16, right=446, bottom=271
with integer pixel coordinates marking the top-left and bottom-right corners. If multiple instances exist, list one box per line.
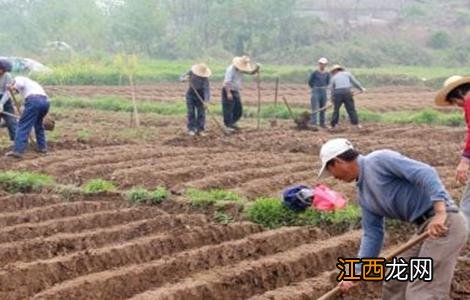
left=256, top=72, right=261, bottom=130
left=273, top=77, right=279, bottom=124
left=282, top=96, right=296, bottom=122
left=129, top=74, right=140, bottom=128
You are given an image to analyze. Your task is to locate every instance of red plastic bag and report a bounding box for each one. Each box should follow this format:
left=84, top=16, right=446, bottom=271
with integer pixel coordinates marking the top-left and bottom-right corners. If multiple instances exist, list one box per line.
left=313, top=184, right=347, bottom=212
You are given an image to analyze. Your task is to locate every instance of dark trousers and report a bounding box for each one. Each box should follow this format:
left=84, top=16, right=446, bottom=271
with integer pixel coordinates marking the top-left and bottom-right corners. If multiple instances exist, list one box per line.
left=0, top=98, right=17, bottom=141
left=310, top=89, right=327, bottom=126
left=221, top=89, right=242, bottom=128
left=331, top=90, right=359, bottom=127
left=14, top=95, right=50, bottom=153
left=186, top=93, right=206, bottom=131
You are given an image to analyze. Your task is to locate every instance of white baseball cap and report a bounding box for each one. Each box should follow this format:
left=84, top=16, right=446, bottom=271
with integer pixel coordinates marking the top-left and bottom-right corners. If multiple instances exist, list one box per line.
left=318, top=57, right=328, bottom=64
left=317, top=138, right=354, bottom=178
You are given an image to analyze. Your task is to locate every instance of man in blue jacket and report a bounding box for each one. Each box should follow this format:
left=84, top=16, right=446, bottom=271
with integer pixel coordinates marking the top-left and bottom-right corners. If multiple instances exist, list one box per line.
left=308, top=57, right=330, bottom=128
left=318, top=138, right=468, bottom=299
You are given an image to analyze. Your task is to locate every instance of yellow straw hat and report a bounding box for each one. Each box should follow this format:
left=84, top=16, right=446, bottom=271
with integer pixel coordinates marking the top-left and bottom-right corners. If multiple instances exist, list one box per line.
left=330, top=64, right=344, bottom=73
left=232, top=56, right=257, bottom=73
left=191, top=63, right=212, bottom=78
left=435, top=75, right=470, bottom=106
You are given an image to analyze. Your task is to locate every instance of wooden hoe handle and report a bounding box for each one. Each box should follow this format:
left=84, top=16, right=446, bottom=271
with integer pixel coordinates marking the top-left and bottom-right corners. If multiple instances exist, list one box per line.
left=317, top=232, right=429, bottom=300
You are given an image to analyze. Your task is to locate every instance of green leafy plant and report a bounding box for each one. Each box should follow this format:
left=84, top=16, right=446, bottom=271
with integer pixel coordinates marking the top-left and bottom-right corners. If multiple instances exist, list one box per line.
left=186, top=188, right=242, bottom=207
left=82, top=179, right=117, bottom=194
left=0, top=171, right=54, bottom=193
left=126, top=186, right=168, bottom=205
left=246, top=197, right=361, bottom=229
left=151, top=186, right=169, bottom=204
left=245, top=197, right=319, bottom=229
left=213, top=211, right=234, bottom=224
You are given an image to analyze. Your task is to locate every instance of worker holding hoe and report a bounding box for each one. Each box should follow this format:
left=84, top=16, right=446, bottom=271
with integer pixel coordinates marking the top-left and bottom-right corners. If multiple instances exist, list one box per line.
left=180, top=63, right=212, bottom=136
left=0, top=59, right=17, bottom=144
left=329, top=65, right=365, bottom=130
left=435, top=75, right=470, bottom=231
left=318, top=138, right=468, bottom=299
left=221, top=55, right=260, bottom=133
left=308, top=57, right=330, bottom=129
left=6, top=76, right=51, bottom=158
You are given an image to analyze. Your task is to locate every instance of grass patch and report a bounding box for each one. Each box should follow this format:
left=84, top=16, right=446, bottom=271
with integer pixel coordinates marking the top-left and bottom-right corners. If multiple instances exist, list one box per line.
left=82, top=179, right=117, bottom=194
left=33, top=58, right=470, bottom=86
left=186, top=188, right=242, bottom=208
left=125, top=186, right=169, bottom=205
left=245, top=197, right=361, bottom=229
left=76, top=129, right=92, bottom=141
left=0, top=171, right=54, bottom=193
left=358, top=108, right=464, bottom=126
left=53, top=96, right=465, bottom=127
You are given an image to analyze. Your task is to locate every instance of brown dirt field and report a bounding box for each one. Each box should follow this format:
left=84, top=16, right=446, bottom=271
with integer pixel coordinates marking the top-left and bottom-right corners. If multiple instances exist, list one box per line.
left=46, top=84, right=440, bottom=112
left=0, top=101, right=468, bottom=299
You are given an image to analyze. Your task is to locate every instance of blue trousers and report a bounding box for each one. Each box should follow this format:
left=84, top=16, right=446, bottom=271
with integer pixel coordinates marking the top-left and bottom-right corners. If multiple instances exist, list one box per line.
left=0, top=97, right=17, bottom=141
left=186, top=93, right=206, bottom=131
left=14, top=95, right=50, bottom=153
left=310, top=89, right=327, bottom=126
left=221, top=89, right=242, bottom=128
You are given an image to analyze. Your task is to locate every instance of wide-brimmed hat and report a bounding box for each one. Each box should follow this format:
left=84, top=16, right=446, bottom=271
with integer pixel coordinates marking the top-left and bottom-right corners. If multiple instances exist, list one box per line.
left=232, top=56, right=257, bottom=73
left=435, top=75, right=470, bottom=106
left=191, top=63, right=212, bottom=78
left=318, top=57, right=328, bottom=65
left=330, top=64, right=344, bottom=73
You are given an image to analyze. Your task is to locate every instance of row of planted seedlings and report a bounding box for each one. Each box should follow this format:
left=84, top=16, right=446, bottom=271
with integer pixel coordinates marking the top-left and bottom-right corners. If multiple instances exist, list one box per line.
left=0, top=170, right=363, bottom=231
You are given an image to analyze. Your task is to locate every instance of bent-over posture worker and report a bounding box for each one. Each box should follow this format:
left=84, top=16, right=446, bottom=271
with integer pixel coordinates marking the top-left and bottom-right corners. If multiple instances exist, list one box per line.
left=6, top=76, right=51, bottom=158
left=329, top=65, right=365, bottom=129
left=180, top=63, right=212, bottom=136
left=318, top=138, right=468, bottom=299
left=0, top=59, right=17, bottom=143
left=221, top=55, right=259, bottom=133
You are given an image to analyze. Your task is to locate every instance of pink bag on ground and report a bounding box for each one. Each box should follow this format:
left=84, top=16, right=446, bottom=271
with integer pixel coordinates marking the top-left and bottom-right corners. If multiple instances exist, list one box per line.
left=313, top=184, right=347, bottom=212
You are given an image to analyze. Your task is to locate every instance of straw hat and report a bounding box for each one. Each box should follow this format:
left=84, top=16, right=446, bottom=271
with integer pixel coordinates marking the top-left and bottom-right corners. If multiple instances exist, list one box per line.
left=330, top=64, right=344, bottom=73
left=435, top=75, right=470, bottom=106
left=191, top=63, right=212, bottom=78
left=232, top=55, right=257, bottom=73
left=318, top=57, right=328, bottom=65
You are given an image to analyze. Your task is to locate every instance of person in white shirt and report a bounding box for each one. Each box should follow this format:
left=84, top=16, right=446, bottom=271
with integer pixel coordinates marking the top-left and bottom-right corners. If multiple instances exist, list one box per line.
left=6, top=76, right=50, bottom=158
left=0, top=59, right=17, bottom=142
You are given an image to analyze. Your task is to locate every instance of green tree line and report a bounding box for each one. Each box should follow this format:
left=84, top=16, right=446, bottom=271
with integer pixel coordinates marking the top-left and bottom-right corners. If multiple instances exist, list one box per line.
left=1, top=0, right=469, bottom=67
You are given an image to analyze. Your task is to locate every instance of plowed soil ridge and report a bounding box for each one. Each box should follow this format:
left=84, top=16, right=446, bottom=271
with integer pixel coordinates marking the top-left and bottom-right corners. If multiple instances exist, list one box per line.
left=32, top=227, right=330, bottom=300
left=130, top=231, right=361, bottom=300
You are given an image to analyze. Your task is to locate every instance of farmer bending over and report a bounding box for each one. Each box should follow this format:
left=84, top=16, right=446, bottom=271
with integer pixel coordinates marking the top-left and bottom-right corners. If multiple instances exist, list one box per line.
left=435, top=75, right=470, bottom=230
left=221, top=55, right=260, bottom=133
left=329, top=65, right=365, bottom=129
left=0, top=59, right=17, bottom=144
left=180, top=63, right=211, bottom=136
left=308, top=57, right=330, bottom=128
left=6, top=76, right=50, bottom=158
left=318, top=138, right=468, bottom=299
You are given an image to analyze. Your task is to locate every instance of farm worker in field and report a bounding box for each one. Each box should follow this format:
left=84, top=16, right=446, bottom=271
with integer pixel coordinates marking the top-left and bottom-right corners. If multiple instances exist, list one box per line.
left=435, top=75, right=470, bottom=231
left=329, top=65, right=365, bottom=129
left=0, top=59, right=17, bottom=143
left=5, top=76, right=50, bottom=158
left=318, top=138, right=468, bottom=299
left=308, top=57, right=330, bottom=128
left=222, top=55, right=260, bottom=133
left=180, top=63, right=212, bottom=137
